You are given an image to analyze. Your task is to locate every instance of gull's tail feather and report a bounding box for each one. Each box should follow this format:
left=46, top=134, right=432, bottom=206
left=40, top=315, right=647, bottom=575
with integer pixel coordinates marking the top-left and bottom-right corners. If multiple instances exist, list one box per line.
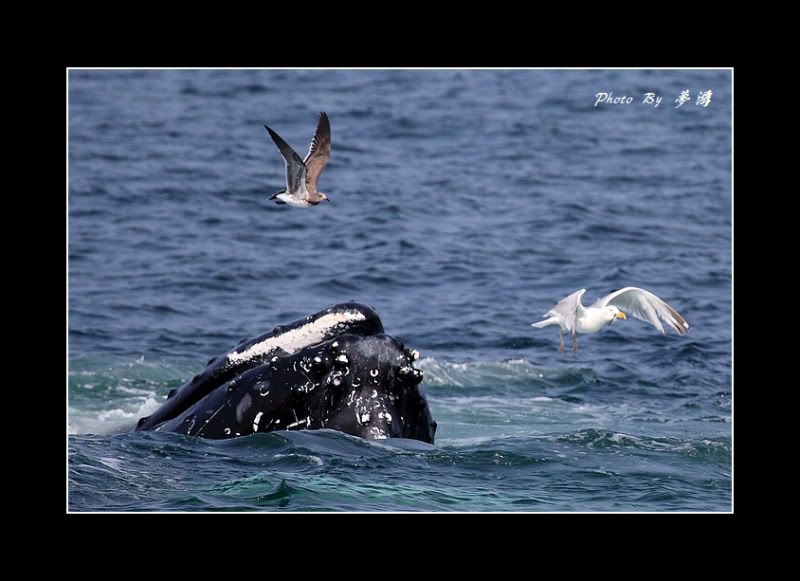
left=531, top=316, right=559, bottom=328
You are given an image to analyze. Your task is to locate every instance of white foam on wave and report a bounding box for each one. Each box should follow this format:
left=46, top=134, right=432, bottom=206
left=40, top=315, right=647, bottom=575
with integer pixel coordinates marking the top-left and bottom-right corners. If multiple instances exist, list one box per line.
left=98, top=456, right=124, bottom=471
left=417, top=357, right=551, bottom=388
left=68, top=357, right=203, bottom=436
left=97, top=397, right=161, bottom=421
left=417, top=358, right=659, bottom=447
left=68, top=394, right=161, bottom=435
left=273, top=453, right=324, bottom=466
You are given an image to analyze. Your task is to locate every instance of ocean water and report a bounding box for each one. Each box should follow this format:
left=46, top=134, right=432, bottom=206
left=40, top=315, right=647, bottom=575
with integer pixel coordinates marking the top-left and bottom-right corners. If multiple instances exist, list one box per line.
left=68, top=69, right=732, bottom=512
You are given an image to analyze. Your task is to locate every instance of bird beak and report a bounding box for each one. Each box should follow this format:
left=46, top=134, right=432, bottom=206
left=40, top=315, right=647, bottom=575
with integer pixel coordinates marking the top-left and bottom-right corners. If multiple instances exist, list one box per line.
left=616, top=311, right=627, bottom=320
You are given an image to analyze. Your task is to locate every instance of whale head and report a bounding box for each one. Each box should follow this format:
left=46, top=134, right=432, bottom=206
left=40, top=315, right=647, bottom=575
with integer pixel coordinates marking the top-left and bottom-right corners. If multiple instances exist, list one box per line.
left=308, top=334, right=436, bottom=444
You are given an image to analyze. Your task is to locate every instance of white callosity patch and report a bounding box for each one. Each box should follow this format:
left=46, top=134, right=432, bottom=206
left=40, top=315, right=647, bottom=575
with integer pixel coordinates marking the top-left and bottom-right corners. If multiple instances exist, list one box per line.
left=326, top=362, right=349, bottom=388
left=252, top=411, right=263, bottom=433
left=353, top=393, right=371, bottom=426
left=299, top=357, right=313, bottom=373
left=369, top=427, right=387, bottom=439
left=336, top=354, right=348, bottom=364
left=226, top=311, right=366, bottom=365
left=287, top=417, right=311, bottom=429
left=372, top=398, right=389, bottom=417
left=347, top=390, right=370, bottom=425
left=298, top=381, right=316, bottom=393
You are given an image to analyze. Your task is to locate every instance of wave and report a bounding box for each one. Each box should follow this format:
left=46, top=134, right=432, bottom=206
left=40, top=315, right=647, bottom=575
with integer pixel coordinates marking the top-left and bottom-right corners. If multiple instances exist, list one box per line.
left=68, top=356, right=193, bottom=435
left=418, top=357, right=598, bottom=389
left=67, top=354, right=732, bottom=438
left=68, top=427, right=731, bottom=511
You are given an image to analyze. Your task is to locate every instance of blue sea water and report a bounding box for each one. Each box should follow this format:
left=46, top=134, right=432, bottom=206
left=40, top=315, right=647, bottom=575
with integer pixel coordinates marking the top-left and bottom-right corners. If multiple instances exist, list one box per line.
left=68, top=69, right=732, bottom=512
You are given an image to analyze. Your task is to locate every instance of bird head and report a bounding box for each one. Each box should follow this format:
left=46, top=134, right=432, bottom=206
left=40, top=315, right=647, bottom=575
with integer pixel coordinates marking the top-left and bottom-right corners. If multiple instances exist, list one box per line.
left=312, top=193, right=330, bottom=204
left=607, top=306, right=627, bottom=323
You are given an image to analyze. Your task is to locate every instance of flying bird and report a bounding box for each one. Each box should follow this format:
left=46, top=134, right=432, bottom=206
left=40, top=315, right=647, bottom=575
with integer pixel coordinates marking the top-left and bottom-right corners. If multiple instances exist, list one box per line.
left=531, top=287, right=689, bottom=352
left=264, top=112, right=332, bottom=207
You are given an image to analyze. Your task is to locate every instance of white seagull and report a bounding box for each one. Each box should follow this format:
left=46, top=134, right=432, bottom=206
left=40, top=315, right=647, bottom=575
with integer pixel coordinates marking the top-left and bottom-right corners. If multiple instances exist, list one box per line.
left=264, top=112, right=332, bottom=207
left=531, top=287, right=690, bottom=352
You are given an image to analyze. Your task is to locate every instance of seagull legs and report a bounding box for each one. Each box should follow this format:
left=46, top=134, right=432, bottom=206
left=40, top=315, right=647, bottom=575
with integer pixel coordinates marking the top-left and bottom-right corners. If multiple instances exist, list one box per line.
left=559, top=330, right=565, bottom=353
left=572, top=331, right=578, bottom=353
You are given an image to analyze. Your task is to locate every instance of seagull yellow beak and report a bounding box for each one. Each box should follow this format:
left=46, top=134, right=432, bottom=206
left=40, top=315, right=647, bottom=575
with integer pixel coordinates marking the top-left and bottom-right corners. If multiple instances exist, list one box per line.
left=616, top=311, right=627, bottom=320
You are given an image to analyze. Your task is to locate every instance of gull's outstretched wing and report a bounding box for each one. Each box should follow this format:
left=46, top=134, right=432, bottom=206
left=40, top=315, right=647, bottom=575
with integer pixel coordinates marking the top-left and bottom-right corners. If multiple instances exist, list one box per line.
left=303, top=112, right=331, bottom=192
left=547, top=289, right=586, bottom=333
left=592, top=287, right=689, bottom=335
left=265, top=125, right=307, bottom=195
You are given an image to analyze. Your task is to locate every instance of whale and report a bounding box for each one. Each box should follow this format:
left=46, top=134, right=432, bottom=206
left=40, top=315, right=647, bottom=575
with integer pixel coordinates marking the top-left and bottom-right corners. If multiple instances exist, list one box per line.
left=135, top=303, right=436, bottom=443
left=135, top=302, right=384, bottom=432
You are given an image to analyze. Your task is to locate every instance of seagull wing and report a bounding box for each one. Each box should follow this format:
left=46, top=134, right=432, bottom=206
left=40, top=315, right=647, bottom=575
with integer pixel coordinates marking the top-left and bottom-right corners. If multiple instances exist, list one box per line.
left=265, top=125, right=307, bottom=196
left=592, top=287, right=689, bottom=335
left=303, top=112, right=331, bottom=192
left=547, top=289, right=586, bottom=333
